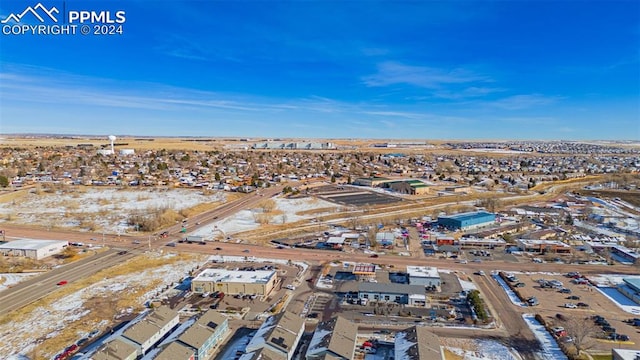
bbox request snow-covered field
[191,196,340,238]
[522,314,568,360]
[445,339,520,360]
[1,253,203,359]
[191,209,261,238]
[0,188,225,233]
[271,197,340,223]
[0,272,38,292]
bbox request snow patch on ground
[522,314,568,360]
[492,274,527,307]
[191,209,260,238]
[191,196,340,238]
[586,275,640,314]
[458,278,478,292]
[1,253,203,359]
[272,197,340,223]
[0,272,38,292]
[0,188,225,233]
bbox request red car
[57,280,68,286]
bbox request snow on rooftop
[306,328,331,355]
[193,269,275,284]
[0,239,68,250]
[406,266,439,278]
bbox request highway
[0,249,136,316]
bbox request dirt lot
[506,272,640,351]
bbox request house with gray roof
[394,326,443,360]
[120,306,179,356]
[91,338,137,360]
[177,310,229,360]
[154,341,195,360]
[306,316,357,360]
[244,311,305,360]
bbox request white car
[285,285,296,290]
[564,303,577,309]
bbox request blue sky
[0,0,638,140]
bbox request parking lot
[312,186,404,207]
[500,272,640,351]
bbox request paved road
[0,249,136,315]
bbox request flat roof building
[120,306,179,356]
[191,269,278,296]
[358,283,427,307]
[306,316,357,360]
[406,266,441,289]
[437,211,496,231]
[612,349,640,360]
[0,239,68,260]
[245,311,305,360]
[516,239,572,254]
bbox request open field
[0,251,205,359]
[0,187,227,234]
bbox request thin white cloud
[490,94,561,110]
[432,86,506,100]
[363,61,490,89]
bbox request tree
[564,213,574,225]
[0,175,8,188]
[563,316,598,356]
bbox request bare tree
[563,316,599,356]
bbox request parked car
[369,254,379,258]
[566,295,580,300]
[514,282,526,288]
[602,325,616,333]
[610,333,629,341]
[564,303,577,309]
[576,302,589,308]
[559,288,572,294]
